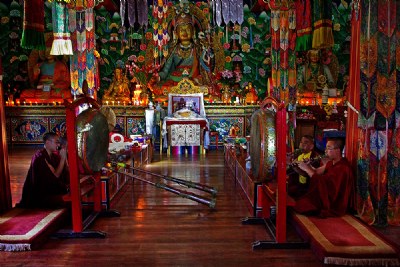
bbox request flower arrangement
[218,69,241,87]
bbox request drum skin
[99,106,116,132]
[250,109,276,182]
[76,108,109,174]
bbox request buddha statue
[297,49,337,92]
[245,82,258,104]
[148,12,212,96]
[103,67,131,102]
[33,52,70,91]
[22,37,71,101]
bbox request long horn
[115,162,218,196]
[106,167,216,209]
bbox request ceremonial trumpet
[104,164,217,209]
[114,162,218,196]
[288,154,327,168]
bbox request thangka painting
[49,118,66,137]
[11,118,47,142]
[126,117,146,136]
[114,117,126,135]
[357,0,400,227]
[208,117,244,140]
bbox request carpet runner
[292,213,400,266]
[0,208,66,251]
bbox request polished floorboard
[2,146,399,266]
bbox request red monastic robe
[294,158,354,217]
[18,149,69,208]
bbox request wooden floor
[2,146,400,266]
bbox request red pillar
[0,56,12,212]
[276,103,287,242]
[345,7,361,167]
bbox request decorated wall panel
[126,117,146,136]
[5,105,257,145]
[10,117,48,143]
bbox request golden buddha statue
[245,82,258,104]
[148,13,209,95]
[222,86,231,104]
[146,1,225,101]
[103,67,131,102]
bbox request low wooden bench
[259,181,296,218]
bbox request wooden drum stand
[55,97,119,238]
[242,97,308,249]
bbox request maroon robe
[18,148,69,208]
[287,149,320,199]
[294,158,354,217]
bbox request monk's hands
[45,159,56,173]
[297,161,315,177]
[59,148,67,160]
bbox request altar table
[163,118,208,155]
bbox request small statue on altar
[222,86,231,104]
[103,67,131,102]
[245,82,258,104]
[177,97,186,111]
[229,124,240,137]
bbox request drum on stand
[250,108,276,182]
[76,108,109,174]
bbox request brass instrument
[105,163,217,209]
[288,154,327,168]
[287,154,327,177]
[115,162,218,196]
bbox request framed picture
[167,93,205,117]
[43,84,51,92]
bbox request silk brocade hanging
[357,0,400,227]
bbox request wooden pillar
[0,56,12,213]
[345,5,361,166]
[275,102,287,242]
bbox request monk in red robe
[17,132,69,209]
[294,137,354,217]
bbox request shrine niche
[102,67,131,103]
[296,49,339,94]
[21,34,72,102]
[145,1,224,100]
[163,92,207,155]
[167,92,206,118]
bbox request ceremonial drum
[99,106,117,132]
[250,109,276,182]
[76,108,109,174]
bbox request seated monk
[287,135,321,199]
[17,132,69,209]
[294,137,354,218]
[103,67,131,102]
